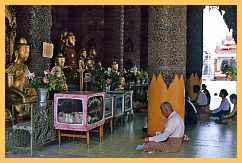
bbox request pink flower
[106,79,112,84]
[44,69,50,75]
[43,77,49,84]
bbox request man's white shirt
[196,90,208,106]
[149,111,185,142]
[212,97,230,114]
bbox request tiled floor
[6,113,237,158]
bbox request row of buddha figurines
[5,37,125,121]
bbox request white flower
[28,71,35,80]
[107,67,111,75]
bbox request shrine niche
[5,6,17,65]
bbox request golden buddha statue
[118,77,126,90]
[51,53,68,91]
[85,58,95,72]
[79,48,87,70]
[111,61,119,74]
[80,48,87,59]
[89,46,97,59]
[96,60,104,70]
[60,28,68,51]
[6,37,37,119]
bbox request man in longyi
[143,102,185,153]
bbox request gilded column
[16,6,52,74]
[104,6,124,71]
[148,6,186,133]
[186,6,203,101]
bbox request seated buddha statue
[5,37,37,120]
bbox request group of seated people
[140,86,237,154]
[185,84,237,125]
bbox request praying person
[143,102,185,153]
[221,94,237,124]
[211,89,231,119]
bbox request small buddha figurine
[85,57,95,73]
[118,77,126,90]
[89,46,97,59]
[78,48,87,70]
[83,58,97,91]
[51,53,68,91]
[87,46,97,67]
[111,61,119,74]
[80,48,87,59]
[6,37,37,118]
[96,60,104,71]
[109,61,120,90]
[59,28,68,52]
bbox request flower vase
[38,88,48,107]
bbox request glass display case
[107,90,133,113]
[112,94,124,118]
[54,91,105,131]
[105,94,114,120]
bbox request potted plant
[222,65,237,81]
[29,69,65,102]
[93,68,120,91]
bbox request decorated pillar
[104,6,124,71]
[148,6,186,133]
[186,6,203,101]
[140,6,148,70]
[16,6,52,74]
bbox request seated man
[185,92,198,125]
[193,85,208,112]
[202,84,211,106]
[143,102,185,153]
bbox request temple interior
[5,5,237,158]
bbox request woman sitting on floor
[221,94,237,124]
[211,89,231,119]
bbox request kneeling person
[143,102,185,153]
